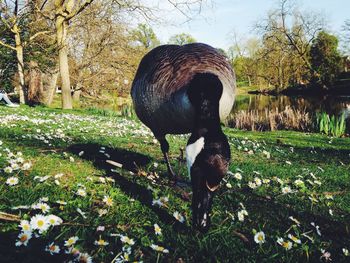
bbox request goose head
[190,153,226,232]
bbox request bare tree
[0,0,49,103]
[37,0,94,109]
[256,0,325,84]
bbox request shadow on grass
[0,232,68,263]
[68,143,189,231]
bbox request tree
[228,32,261,87]
[168,33,196,45]
[310,31,342,87]
[0,0,51,104]
[38,0,95,109]
[132,23,160,50]
[67,2,145,100]
[255,0,326,87]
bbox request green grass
[0,105,349,262]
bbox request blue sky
[152,0,350,49]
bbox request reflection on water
[233,95,350,119]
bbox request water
[233,94,350,120]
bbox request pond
[233,94,350,120]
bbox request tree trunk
[73,82,82,102]
[14,28,26,104]
[28,61,44,105]
[56,17,73,109]
[43,70,59,106]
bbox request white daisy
[30,214,50,233]
[254,231,265,244]
[64,236,79,247]
[120,235,135,246]
[154,223,162,235]
[76,188,87,197]
[277,237,292,250]
[103,195,113,206]
[94,238,109,246]
[6,176,19,186]
[282,186,292,194]
[288,234,301,244]
[173,211,185,223]
[150,244,169,253]
[47,214,63,226]
[19,220,31,232]
[15,231,32,246]
[33,202,50,214]
[45,242,60,255]
[234,172,242,180]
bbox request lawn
[0,106,349,262]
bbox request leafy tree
[168,33,196,45]
[132,23,160,49]
[310,31,342,87]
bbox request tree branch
[66,0,94,21]
[29,30,51,42]
[0,40,16,50]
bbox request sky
[152,0,350,50]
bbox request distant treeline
[1,0,349,109]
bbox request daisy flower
[22,162,32,170]
[248,181,257,189]
[94,238,109,246]
[254,231,266,244]
[343,248,349,256]
[64,236,79,247]
[19,220,31,232]
[76,188,87,197]
[288,234,301,244]
[254,177,262,186]
[120,235,135,246]
[277,237,292,250]
[237,209,248,222]
[173,211,185,223]
[234,172,242,180]
[45,242,60,255]
[30,214,50,233]
[4,166,13,173]
[154,224,162,235]
[47,214,63,226]
[6,177,19,186]
[282,186,292,194]
[103,195,113,207]
[150,244,169,253]
[33,202,50,214]
[15,231,32,246]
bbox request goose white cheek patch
[186,137,205,178]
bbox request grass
[0,105,349,262]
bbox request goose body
[131,43,236,137]
[131,43,235,231]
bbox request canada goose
[131,43,236,230]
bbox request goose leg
[157,136,176,181]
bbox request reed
[316,112,346,137]
[227,106,314,132]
